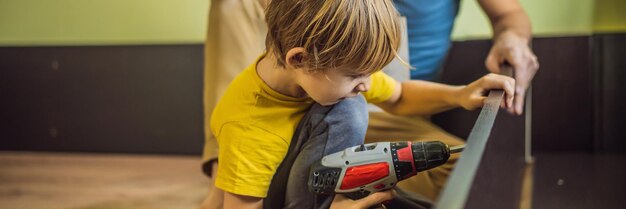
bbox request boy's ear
[285,47,307,69]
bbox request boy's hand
[456,73,515,111]
[330,190,396,209]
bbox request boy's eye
[348,74,366,79]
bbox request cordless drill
[308,141,463,199]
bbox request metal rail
[434,67,513,209]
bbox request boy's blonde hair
[265,0,402,74]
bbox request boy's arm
[376,74,515,116]
[376,81,462,116]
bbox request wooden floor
[0,151,544,209]
[0,151,209,209]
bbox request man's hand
[456,73,516,111]
[478,0,538,115]
[331,190,396,209]
[485,29,539,115]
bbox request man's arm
[479,0,531,41]
[479,0,539,115]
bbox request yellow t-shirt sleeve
[362,71,398,104]
[214,122,289,198]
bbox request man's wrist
[496,30,530,46]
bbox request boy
[208,0,515,208]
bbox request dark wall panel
[433,40,492,139]
[0,46,204,155]
[532,37,594,153]
[594,34,626,153]
[1,34,622,155]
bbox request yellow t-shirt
[212,56,397,198]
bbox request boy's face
[296,68,371,106]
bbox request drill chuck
[394,141,451,180]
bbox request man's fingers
[529,53,540,70]
[510,51,538,115]
[504,48,538,115]
[512,60,533,85]
[513,87,527,115]
[485,52,501,73]
[503,46,524,68]
[506,79,515,108]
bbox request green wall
[453,0,596,40]
[0,0,624,46]
[0,0,208,46]
[593,0,626,32]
